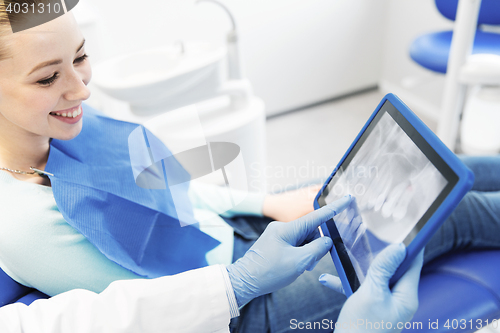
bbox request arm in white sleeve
[188,182,266,218]
[0,265,239,333]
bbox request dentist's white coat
[0,265,231,333]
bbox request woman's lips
[49,105,83,124]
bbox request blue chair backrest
[435,0,500,25]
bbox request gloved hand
[319,244,424,332]
[227,195,351,307]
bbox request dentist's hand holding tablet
[320,245,424,333]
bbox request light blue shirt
[0,171,265,296]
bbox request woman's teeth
[50,107,82,118]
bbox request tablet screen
[318,100,458,291]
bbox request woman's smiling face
[0,12,91,141]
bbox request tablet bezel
[314,93,474,297]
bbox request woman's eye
[74,53,89,64]
[36,54,88,87]
[37,72,59,86]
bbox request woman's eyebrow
[28,39,86,76]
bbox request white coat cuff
[220,265,240,318]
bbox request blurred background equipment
[89,0,267,192]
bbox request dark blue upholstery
[16,290,50,306]
[405,250,500,333]
[0,266,48,307]
[410,0,500,74]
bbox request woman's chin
[51,121,83,141]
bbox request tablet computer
[314,93,474,297]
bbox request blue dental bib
[45,104,220,278]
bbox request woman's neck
[0,123,51,185]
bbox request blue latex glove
[227,195,351,307]
[319,243,424,332]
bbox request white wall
[379,0,454,122]
[75,0,388,115]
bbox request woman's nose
[64,70,91,102]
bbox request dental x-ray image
[325,111,448,283]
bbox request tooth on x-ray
[393,185,415,221]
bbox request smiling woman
[0,0,90,185]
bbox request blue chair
[410,0,500,74]
[409,0,500,151]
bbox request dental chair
[1,250,500,333]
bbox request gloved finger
[284,195,351,245]
[301,227,321,246]
[366,243,406,290]
[296,236,333,272]
[392,249,424,302]
[319,273,345,295]
[306,259,320,272]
